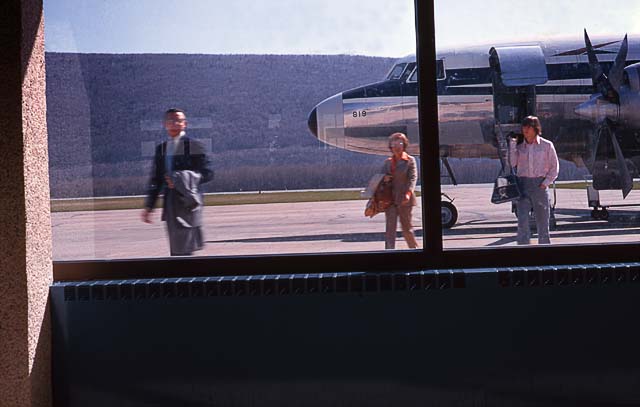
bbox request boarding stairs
[494,123,520,174]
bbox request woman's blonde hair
[388,132,409,151]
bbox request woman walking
[381,132,419,250]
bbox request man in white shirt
[509,115,559,245]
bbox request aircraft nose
[307,107,318,138]
[307,93,344,145]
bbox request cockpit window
[386,63,407,80]
[406,60,445,82]
[403,63,416,80]
[408,68,418,82]
[436,59,445,80]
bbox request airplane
[307,31,640,227]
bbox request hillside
[45,53,585,198]
[46,53,398,197]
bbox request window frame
[386,63,408,80]
[52,0,640,282]
[436,59,445,80]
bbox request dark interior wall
[52,268,640,407]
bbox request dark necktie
[165,140,175,177]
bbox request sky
[44,0,640,57]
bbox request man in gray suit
[141,108,213,256]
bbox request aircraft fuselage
[307,36,640,178]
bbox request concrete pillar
[0,0,53,406]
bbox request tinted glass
[434,0,640,249]
[45,0,423,260]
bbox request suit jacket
[144,135,213,218]
[380,153,417,206]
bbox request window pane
[434,0,640,249]
[387,63,408,80]
[45,0,423,260]
[436,60,445,80]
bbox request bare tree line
[45,53,592,198]
[50,153,588,198]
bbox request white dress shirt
[165,131,185,176]
[509,135,559,187]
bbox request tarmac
[52,184,640,261]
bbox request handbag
[374,180,393,210]
[491,128,521,204]
[364,159,396,217]
[364,180,393,217]
[491,173,521,204]
[364,197,378,217]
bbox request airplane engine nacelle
[623,63,640,92]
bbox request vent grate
[54,263,640,301]
[54,270,465,301]
[496,263,640,288]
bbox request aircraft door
[489,46,548,124]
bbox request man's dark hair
[164,108,186,119]
[522,115,542,135]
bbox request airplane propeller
[578,29,633,198]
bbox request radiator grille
[57,263,640,301]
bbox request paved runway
[52,184,640,260]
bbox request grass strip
[51,182,640,212]
[51,190,415,212]
[553,181,640,190]
[52,190,425,212]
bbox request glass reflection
[45,0,421,260]
[434,0,640,248]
